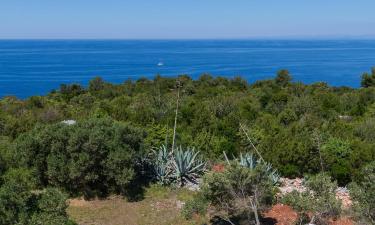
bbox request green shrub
[14,118,145,197]
[201,163,275,225]
[0,169,75,225]
[29,188,77,225]
[182,195,208,220]
[349,162,375,224]
[281,173,342,225]
[0,168,36,225]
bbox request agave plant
[224,152,259,169]
[239,152,259,169]
[224,151,280,185]
[152,145,172,185]
[264,162,281,185]
[171,146,206,187]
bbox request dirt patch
[68,198,91,207]
[67,192,207,225]
[263,204,298,225]
[264,204,355,225]
[329,217,355,225]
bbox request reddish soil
[263,204,355,225]
[263,204,298,225]
[212,163,225,173]
[329,218,355,225]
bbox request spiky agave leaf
[171,146,206,187]
[224,151,280,185]
[239,152,258,169]
[152,145,172,185]
[264,162,280,185]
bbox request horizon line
[1,38,375,41]
[1,34,375,41]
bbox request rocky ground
[279,178,352,208]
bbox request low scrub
[281,173,342,225]
[198,163,276,225]
[349,162,375,224]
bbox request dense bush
[0,169,75,225]
[14,118,145,197]
[349,162,375,224]
[181,193,209,220]
[201,163,275,225]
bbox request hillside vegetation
[0,69,375,224]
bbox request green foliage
[281,173,342,225]
[349,162,375,224]
[321,137,352,184]
[15,118,145,197]
[275,69,292,87]
[201,163,275,225]
[88,77,105,93]
[181,194,209,220]
[29,188,77,225]
[0,169,74,225]
[361,67,375,88]
[1,70,375,189]
[226,152,280,185]
[0,168,36,225]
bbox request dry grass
[67,185,208,225]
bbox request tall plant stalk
[171,80,180,153]
[313,129,325,172]
[239,123,265,163]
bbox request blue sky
[1,0,375,39]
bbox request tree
[59,83,85,101]
[360,67,375,88]
[88,76,105,93]
[275,69,292,86]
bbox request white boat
[157,62,164,66]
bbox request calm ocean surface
[1,40,375,99]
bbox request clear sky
[1,0,375,39]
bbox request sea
[1,39,375,99]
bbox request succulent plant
[264,162,281,185]
[239,152,258,169]
[224,151,280,185]
[152,145,172,185]
[171,146,206,186]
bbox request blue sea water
[0,40,375,99]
